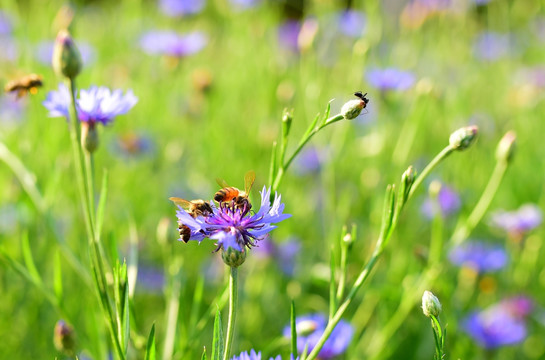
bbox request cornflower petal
[43,83,71,118]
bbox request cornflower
[175,186,290,252]
[448,241,508,273]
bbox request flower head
[159,0,205,16]
[490,203,543,235]
[283,314,353,359]
[43,83,138,126]
[366,68,415,91]
[462,298,532,349]
[176,186,290,252]
[421,183,461,219]
[140,30,207,58]
[422,290,442,318]
[448,241,508,273]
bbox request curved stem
[451,160,508,245]
[408,145,454,200]
[223,267,238,360]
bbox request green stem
[223,267,238,360]
[335,242,348,303]
[451,160,508,245]
[272,114,344,193]
[408,145,454,200]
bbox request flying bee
[354,91,370,109]
[4,74,43,98]
[169,198,213,243]
[214,170,256,209]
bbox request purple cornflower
[490,203,543,235]
[283,314,353,359]
[462,298,531,349]
[43,83,138,126]
[277,20,302,52]
[0,10,13,35]
[136,266,165,292]
[175,186,290,251]
[336,10,366,38]
[448,241,508,273]
[473,31,511,61]
[35,40,95,66]
[366,68,415,91]
[421,183,461,219]
[231,350,296,360]
[159,0,205,16]
[140,31,207,58]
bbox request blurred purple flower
[159,0,205,16]
[253,236,301,275]
[43,84,138,126]
[137,266,165,292]
[111,132,154,158]
[421,183,461,219]
[0,37,17,62]
[473,32,510,61]
[366,68,415,91]
[231,350,296,360]
[277,20,301,52]
[293,146,327,175]
[500,296,534,319]
[140,31,207,57]
[0,10,13,35]
[283,314,353,359]
[448,241,508,273]
[490,203,543,234]
[0,95,25,126]
[462,298,532,349]
[336,10,366,38]
[35,40,95,66]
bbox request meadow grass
[0,0,544,359]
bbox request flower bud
[296,319,319,336]
[401,166,417,201]
[343,233,352,245]
[81,122,99,153]
[53,29,82,79]
[54,320,76,356]
[221,246,247,268]
[341,99,365,120]
[422,290,442,318]
[495,131,516,163]
[282,108,293,139]
[449,125,478,151]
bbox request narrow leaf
[290,300,297,359]
[201,347,207,360]
[96,169,109,236]
[21,231,41,284]
[127,219,139,299]
[268,141,277,188]
[328,250,336,319]
[145,323,156,360]
[211,308,224,360]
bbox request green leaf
[53,250,63,303]
[329,250,337,319]
[201,347,207,360]
[144,323,156,360]
[127,219,139,300]
[290,300,297,359]
[211,308,224,360]
[21,231,41,285]
[268,141,277,187]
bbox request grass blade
[145,323,156,360]
[53,250,63,304]
[211,308,224,360]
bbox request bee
[354,91,370,108]
[4,74,43,98]
[214,170,256,209]
[169,198,213,243]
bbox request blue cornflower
[159,0,205,16]
[231,350,297,360]
[176,186,290,251]
[448,241,508,273]
[336,10,366,38]
[366,68,415,91]
[0,10,13,35]
[490,203,543,235]
[140,30,207,58]
[43,84,138,126]
[421,183,461,219]
[283,314,353,359]
[277,20,302,52]
[136,265,165,293]
[462,299,531,349]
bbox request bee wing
[216,178,230,188]
[244,170,256,194]
[169,197,192,209]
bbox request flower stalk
[222,266,238,360]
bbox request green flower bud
[495,131,516,163]
[53,29,82,79]
[282,108,293,139]
[449,125,478,151]
[81,122,99,153]
[401,165,417,202]
[422,290,442,318]
[221,246,247,268]
[341,99,365,120]
[54,320,76,356]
